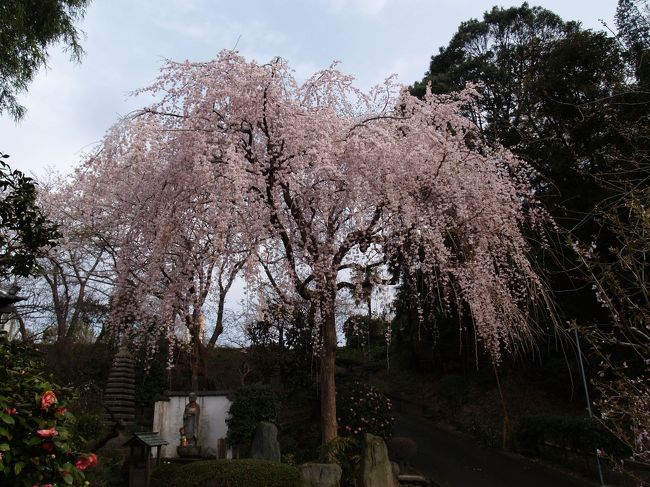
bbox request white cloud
[323,0,389,16]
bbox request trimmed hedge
[150,459,301,487]
[226,384,279,453]
[514,415,631,459]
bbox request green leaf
[63,471,73,484]
[0,443,9,451]
[14,462,24,475]
[0,414,14,425]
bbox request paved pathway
[394,412,604,487]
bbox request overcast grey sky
[1,0,617,177]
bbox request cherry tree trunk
[189,327,204,391]
[320,296,338,455]
[207,293,226,348]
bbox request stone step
[398,474,429,485]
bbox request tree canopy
[77,51,555,447]
[0,0,90,121]
[411,3,625,225]
[0,154,59,280]
[408,0,650,463]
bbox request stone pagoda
[103,346,136,426]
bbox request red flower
[36,427,59,439]
[42,442,55,453]
[55,407,67,416]
[4,407,16,415]
[75,453,98,471]
[40,391,57,411]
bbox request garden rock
[387,436,417,470]
[250,421,281,463]
[360,433,398,487]
[300,463,342,487]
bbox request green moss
[150,459,301,487]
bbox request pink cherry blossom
[76,51,554,447]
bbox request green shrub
[437,374,470,409]
[343,315,388,349]
[81,453,128,487]
[74,413,107,444]
[319,435,360,486]
[337,381,394,439]
[0,335,95,486]
[514,415,632,459]
[226,384,279,453]
[150,459,301,487]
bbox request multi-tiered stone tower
[103,346,136,426]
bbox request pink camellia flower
[40,391,57,411]
[75,453,98,471]
[36,427,59,439]
[42,442,55,453]
[4,407,16,415]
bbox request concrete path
[394,413,604,487]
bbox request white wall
[153,393,231,458]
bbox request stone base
[300,463,342,487]
[96,430,131,457]
[177,445,202,458]
[397,474,429,485]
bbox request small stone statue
[182,392,201,446]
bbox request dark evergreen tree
[615,0,650,82]
[0,0,90,120]
[407,3,638,331]
[0,154,59,280]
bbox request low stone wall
[153,391,231,458]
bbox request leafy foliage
[0,0,90,120]
[514,415,631,459]
[574,183,650,462]
[150,459,301,487]
[226,383,279,451]
[336,382,393,439]
[0,334,94,486]
[318,435,360,486]
[73,413,106,445]
[616,0,650,81]
[343,315,388,349]
[0,155,59,279]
